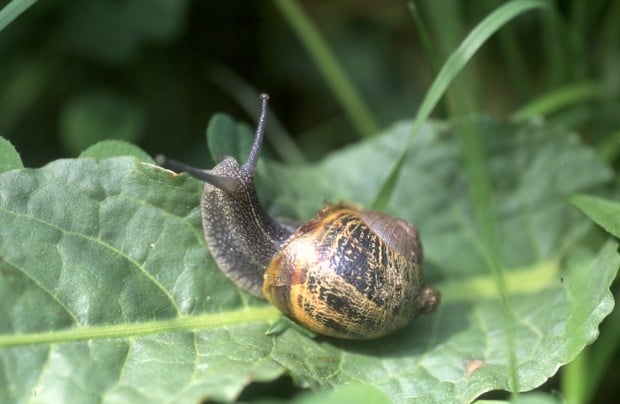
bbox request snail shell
[264,203,438,339]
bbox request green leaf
[0,137,23,172]
[206,113,254,162]
[571,194,620,238]
[478,392,562,404]
[79,139,154,163]
[294,383,390,404]
[59,90,146,155]
[0,116,618,402]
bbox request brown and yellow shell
[263,203,438,339]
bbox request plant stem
[562,349,588,404]
[272,0,379,138]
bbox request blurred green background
[4,0,617,170]
[1,0,619,402]
[1,0,427,166]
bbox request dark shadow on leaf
[234,374,299,403]
[325,301,471,358]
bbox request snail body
[157,94,439,339]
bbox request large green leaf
[0,116,618,403]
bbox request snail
[157,94,439,339]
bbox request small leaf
[206,113,254,162]
[571,194,620,238]
[79,139,154,163]
[0,137,23,172]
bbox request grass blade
[272,0,379,138]
[0,0,37,32]
[373,0,550,210]
[511,81,602,122]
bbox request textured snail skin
[200,157,292,297]
[263,203,438,339]
[158,94,440,339]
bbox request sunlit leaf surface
[0,116,617,403]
